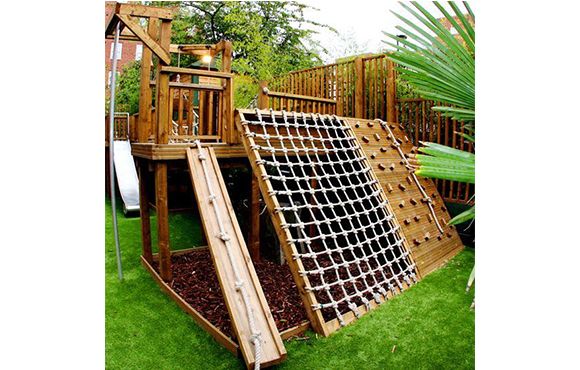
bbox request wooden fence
[267,54,474,204]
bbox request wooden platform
[132,142,247,160]
[348,118,464,276]
[186,146,286,368]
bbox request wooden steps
[186,147,286,368]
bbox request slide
[113,140,140,215]
[186,147,286,369]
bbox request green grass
[106,198,475,369]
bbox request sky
[301,0,460,63]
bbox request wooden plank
[117,14,171,65]
[186,148,287,368]
[279,321,310,340]
[137,18,156,143]
[354,57,364,118]
[161,66,233,79]
[116,3,174,20]
[235,111,329,337]
[150,80,224,92]
[266,91,336,104]
[248,173,261,261]
[140,256,239,355]
[386,59,396,122]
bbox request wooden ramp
[186,147,286,369]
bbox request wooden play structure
[105,3,464,369]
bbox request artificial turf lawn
[105,198,475,369]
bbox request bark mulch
[153,248,308,341]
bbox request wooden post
[248,173,261,261]
[139,160,153,263]
[155,161,171,281]
[155,19,172,144]
[153,18,172,282]
[258,81,269,109]
[386,59,396,123]
[137,17,159,143]
[354,57,364,119]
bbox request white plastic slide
[113,140,140,215]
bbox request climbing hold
[441,206,447,212]
[380,146,388,152]
[374,133,381,141]
[404,218,411,225]
[386,183,393,192]
[362,136,370,143]
[427,214,433,223]
[378,163,386,171]
[409,198,417,205]
[404,135,410,142]
[399,200,405,208]
[424,232,431,241]
[398,183,406,191]
[355,122,360,128]
[411,146,418,154]
[413,238,421,246]
[406,176,413,184]
[414,215,421,222]
[371,152,377,159]
[389,163,395,171]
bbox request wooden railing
[258,84,336,114]
[396,99,474,204]
[146,66,235,144]
[268,55,474,204]
[105,113,137,143]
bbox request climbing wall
[236,109,419,336]
[348,118,464,276]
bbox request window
[135,44,143,61]
[109,42,123,60]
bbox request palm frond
[384,1,475,123]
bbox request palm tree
[383,1,475,293]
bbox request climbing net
[241,110,418,326]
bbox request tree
[114,2,334,109]
[114,61,141,114]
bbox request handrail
[263,88,336,104]
[160,66,233,79]
[150,80,224,91]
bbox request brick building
[105,1,143,88]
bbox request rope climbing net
[241,109,418,326]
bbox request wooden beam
[116,3,174,20]
[160,66,233,79]
[220,41,233,73]
[354,57,364,118]
[258,81,269,109]
[117,14,171,65]
[265,91,336,104]
[150,80,224,92]
[137,17,158,143]
[248,173,261,262]
[386,59,396,122]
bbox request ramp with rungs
[113,140,140,214]
[186,146,286,369]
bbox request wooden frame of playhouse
[106,3,465,368]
